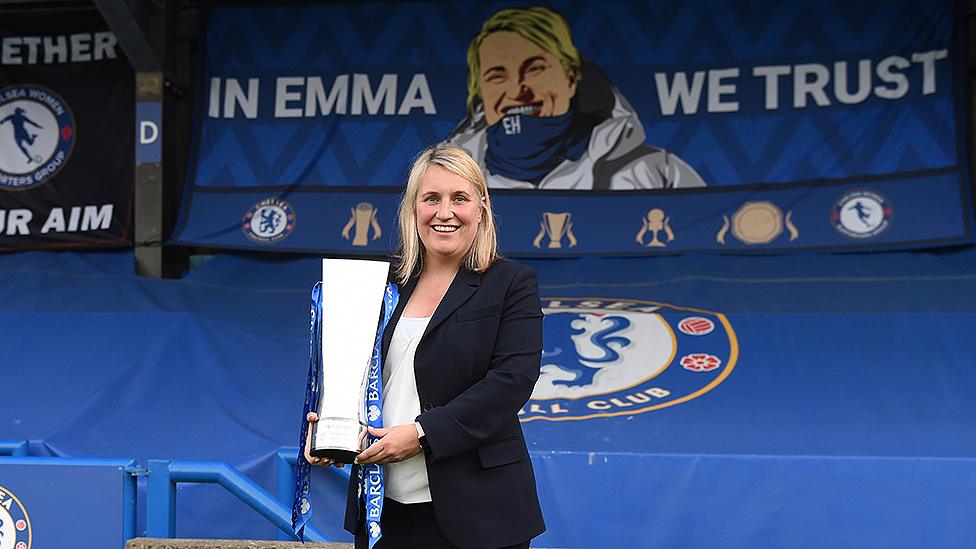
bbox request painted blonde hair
[394,146,500,284]
[465,7,582,117]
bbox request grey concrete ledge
[125,537,559,549]
[125,539,353,549]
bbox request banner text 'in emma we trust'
[204,50,947,120]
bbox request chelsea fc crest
[242,197,296,244]
[0,484,32,549]
[0,84,76,191]
[521,298,737,422]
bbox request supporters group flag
[172,0,971,255]
[0,12,133,250]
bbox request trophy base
[310,447,359,463]
[311,417,364,463]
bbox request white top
[381,315,432,503]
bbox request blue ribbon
[292,282,323,540]
[360,282,398,548]
[292,281,399,545]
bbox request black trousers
[355,498,531,549]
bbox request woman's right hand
[304,412,345,468]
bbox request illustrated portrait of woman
[445,6,706,190]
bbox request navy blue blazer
[344,259,546,548]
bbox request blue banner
[171,0,971,254]
[0,13,134,251]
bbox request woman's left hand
[355,424,422,464]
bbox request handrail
[146,459,329,542]
[275,447,352,501]
[275,447,351,541]
[0,440,29,456]
[0,443,340,542]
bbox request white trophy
[310,258,391,463]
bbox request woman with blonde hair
[307,145,546,548]
[447,6,705,190]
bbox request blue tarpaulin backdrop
[2,248,976,547]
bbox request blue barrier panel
[146,459,330,542]
[0,457,136,549]
[0,441,28,457]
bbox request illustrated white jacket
[446,85,706,190]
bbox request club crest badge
[0,484,32,549]
[832,190,892,239]
[242,197,296,244]
[521,298,737,422]
[0,85,76,191]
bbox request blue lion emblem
[542,312,632,387]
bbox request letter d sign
[140,121,159,144]
[136,101,162,164]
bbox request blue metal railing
[274,447,351,540]
[146,458,330,542]
[275,447,351,502]
[1,441,343,542]
[0,440,29,456]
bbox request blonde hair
[395,146,500,284]
[465,7,581,117]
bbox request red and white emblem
[678,316,715,335]
[681,353,722,372]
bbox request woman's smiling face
[416,164,483,264]
[478,31,577,126]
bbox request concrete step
[125,539,353,549]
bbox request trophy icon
[341,202,382,247]
[635,208,674,247]
[716,201,798,245]
[533,212,578,249]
